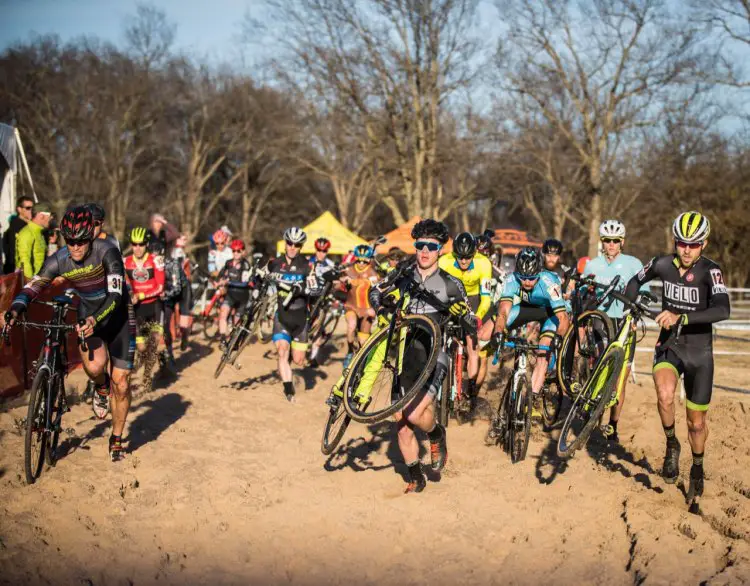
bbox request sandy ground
[1,326,750,585]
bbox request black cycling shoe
[283,383,296,403]
[405,463,426,494]
[687,464,704,501]
[429,424,448,471]
[109,435,125,462]
[662,440,681,484]
[601,424,619,444]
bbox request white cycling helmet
[283,226,307,245]
[672,211,710,243]
[599,219,626,239]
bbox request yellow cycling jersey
[438,252,493,319]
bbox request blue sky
[0,0,261,61]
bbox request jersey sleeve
[92,247,126,329]
[500,274,519,302]
[476,258,493,319]
[624,256,661,300]
[11,254,61,311]
[685,265,731,325]
[541,275,566,313]
[207,250,217,273]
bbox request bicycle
[339,262,476,424]
[2,295,86,485]
[486,337,552,463]
[307,265,347,360]
[437,319,470,427]
[556,290,658,459]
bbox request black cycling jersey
[219,258,253,289]
[12,238,127,330]
[624,254,731,344]
[267,255,310,312]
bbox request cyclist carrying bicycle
[438,232,493,415]
[268,227,316,402]
[484,247,570,410]
[217,239,253,348]
[6,206,135,461]
[340,244,380,369]
[308,237,336,367]
[125,227,167,386]
[624,211,730,500]
[208,229,233,278]
[582,220,649,443]
[370,219,474,493]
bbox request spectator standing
[16,202,53,279]
[2,195,34,274]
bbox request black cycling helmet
[476,232,493,256]
[515,247,543,278]
[86,202,106,222]
[542,238,563,255]
[453,232,476,259]
[411,219,450,244]
[60,206,95,242]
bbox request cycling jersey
[219,258,253,289]
[208,247,233,274]
[625,254,731,411]
[309,256,335,280]
[342,263,379,317]
[500,270,567,336]
[125,253,165,304]
[12,238,127,328]
[267,255,310,312]
[625,255,730,344]
[438,253,493,319]
[584,253,648,319]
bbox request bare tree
[256,0,483,225]
[496,0,712,256]
[124,2,176,71]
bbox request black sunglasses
[285,240,301,248]
[601,238,622,244]
[67,239,89,247]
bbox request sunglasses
[21,206,33,211]
[355,258,370,263]
[132,242,146,247]
[456,254,474,261]
[516,273,540,282]
[285,241,300,248]
[233,250,243,253]
[601,238,622,244]
[676,240,703,250]
[67,239,89,247]
[414,241,441,252]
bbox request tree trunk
[587,188,602,258]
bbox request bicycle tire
[541,379,563,431]
[557,347,625,459]
[46,372,65,466]
[257,297,275,344]
[25,367,50,485]
[438,373,450,427]
[557,310,614,397]
[510,374,532,463]
[322,311,340,339]
[342,314,440,424]
[320,401,352,455]
[202,312,219,341]
[214,322,244,378]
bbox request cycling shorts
[86,305,136,371]
[178,286,192,315]
[653,339,714,411]
[507,303,561,337]
[134,300,164,335]
[272,308,309,350]
[222,289,250,310]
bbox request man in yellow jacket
[16,202,53,279]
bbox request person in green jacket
[16,202,54,279]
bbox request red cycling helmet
[315,237,331,252]
[230,239,245,252]
[60,206,95,242]
[577,256,591,274]
[213,229,229,245]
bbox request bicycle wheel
[557,347,625,459]
[258,297,275,344]
[438,374,450,427]
[202,312,219,341]
[557,310,613,397]
[541,379,563,431]
[214,323,244,378]
[322,310,341,339]
[342,314,440,424]
[320,399,352,455]
[509,374,532,463]
[25,367,50,484]
[46,372,65,466]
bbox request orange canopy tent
[490,229,543,255]
[375,216,453,255]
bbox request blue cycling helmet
[353,244,374,260]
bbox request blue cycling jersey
[583,253,649,319]
[501,270,567,313]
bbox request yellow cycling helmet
[129,226,149,245]
[672,211,710,243]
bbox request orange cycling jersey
[341,263,379,316]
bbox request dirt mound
[1,332,750,585]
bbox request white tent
[0,124,37,235]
